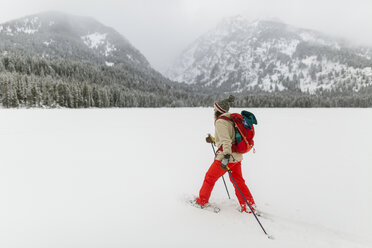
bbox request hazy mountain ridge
[0,12,371,108]
[0,11,149,68]
[0,12,213,108]
[167,16,372,94]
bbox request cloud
[0,0,371,72]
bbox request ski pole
[227,167,274,240]
[210,143,231,199]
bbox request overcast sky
[1,0,371,72]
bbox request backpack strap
[234,119,250,145]
[215,115,231,123]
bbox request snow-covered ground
[0,108,371,248]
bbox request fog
[1,0,371,72]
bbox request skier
[195,95,257,213]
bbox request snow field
[0,108,371,248]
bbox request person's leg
[197,160,227,206]
[228,162,256,208]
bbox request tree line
[0,54,371,108]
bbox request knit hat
[214,95,235,113]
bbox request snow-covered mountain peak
[0,11,150,68]
[167,16,372,94]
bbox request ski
[188,199,220,213]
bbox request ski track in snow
[0,108,371,248]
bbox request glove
[220,154,230,170]
[205,134,215,144]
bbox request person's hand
[220,154,230,170]
[205,134,215,144]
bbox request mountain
[0,11,149,68]
[1,12,371,108]
[0,12,211,108]
[167,16,372,94]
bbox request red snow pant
[197,160,255,206]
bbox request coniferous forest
[0,54,215,108]
[1,54,372,108]
[1,11,372,108]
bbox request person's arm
[215,119,232,156]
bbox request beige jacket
[214,113,243,163]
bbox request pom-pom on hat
[214,95,235,113]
